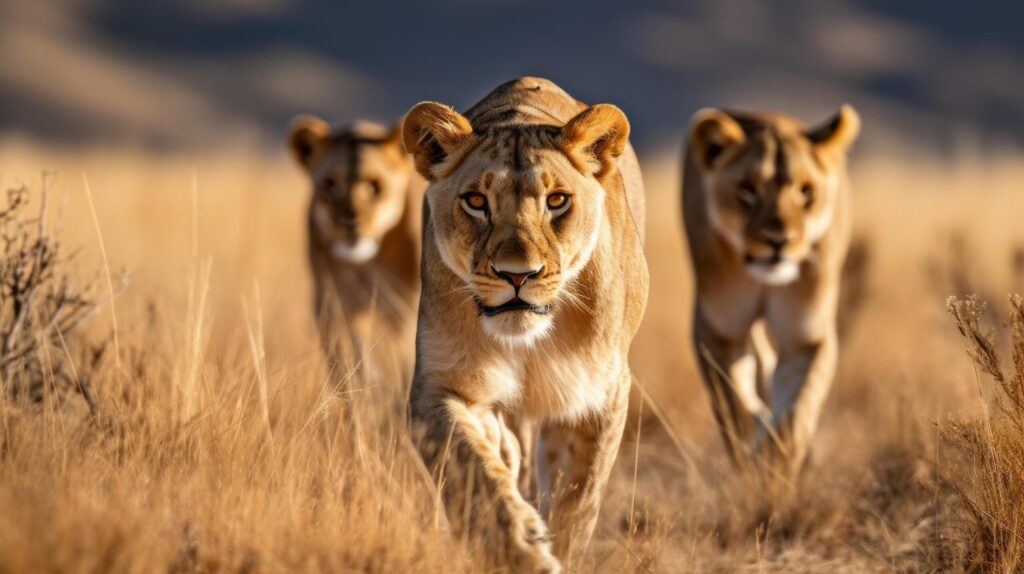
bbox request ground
[0,139,1021,572]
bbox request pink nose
[494,267,543,289]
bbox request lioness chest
[484,339,624,422]
[698,252,839,346]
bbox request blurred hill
[1,0,1022,153]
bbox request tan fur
[404,77,649,572]
[287,115,426,370]
[683,105,859,476]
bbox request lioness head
[402,102,629,346]
[289,116,412,264]
[689,106,860,285]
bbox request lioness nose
[494,266,543,289]
[759,230,790,251]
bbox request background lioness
[683,106,860,475]
[403,77,648,572]
[288,116,425,370]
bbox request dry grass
[944,295,1024,572]
[1,137,1023,572]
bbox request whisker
[559,284,594,315]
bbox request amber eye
[546,192,571,213]
[800,183,814,208]
[370,180,383,197]
[323,177,342,198]
[462,192,488,212]
[737,181,757,207]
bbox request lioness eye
[546,193,571,213]
[323,177,341,198]
[737,181,757,206]
[370,180,383,197]
[801,183,814,208]
[462,192,488,212]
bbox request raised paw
[507,499,561,573]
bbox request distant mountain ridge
[1,0,1021,152]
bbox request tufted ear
[402,102,474,181]
[560,104,630,178]
[689,108,746,171]
[807,104,860,156]
[288,115,331,169]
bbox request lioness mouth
[745,253,783,265]
[476,297,551,317]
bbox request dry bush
[0,181,114,416]
[944,295,1024,572]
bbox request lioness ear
[689,109,746,170]
[385,122,404,147]
[560,104,630,178]
[288,115,331,169]
[807,104,860,155]
[402,102,474,181]
[380,122,408,161]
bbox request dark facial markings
[736,128,819,214]
[731,131,818,253]
[317,141,373,201]
[459,126,582,290]
[773,135,794,188]
[511,130,524,171]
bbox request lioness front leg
[537,375,630,568]
[693,309,772,465]
[764,329,838,474]
[508,413,538,502]
[411,390,560,573]
[313,287,356,376]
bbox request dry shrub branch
[0,182,118,415]
[945,295,1024,571]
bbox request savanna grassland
[1,137,1023,573]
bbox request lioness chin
[404,77,648,572]
[683,105,860,476]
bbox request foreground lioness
[404,77,648,571]
[683,106,860,475]
[288,116,425,368]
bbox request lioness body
[288,118,426,368]
[684,107,859,474]
[405,77,648,571]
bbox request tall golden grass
[1,137,1023,571]
[945,295,1024,572]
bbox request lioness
[403,77,648,571]
[288,116,425,368]
[683,106,860,475]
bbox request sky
[2,0,1022,153]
